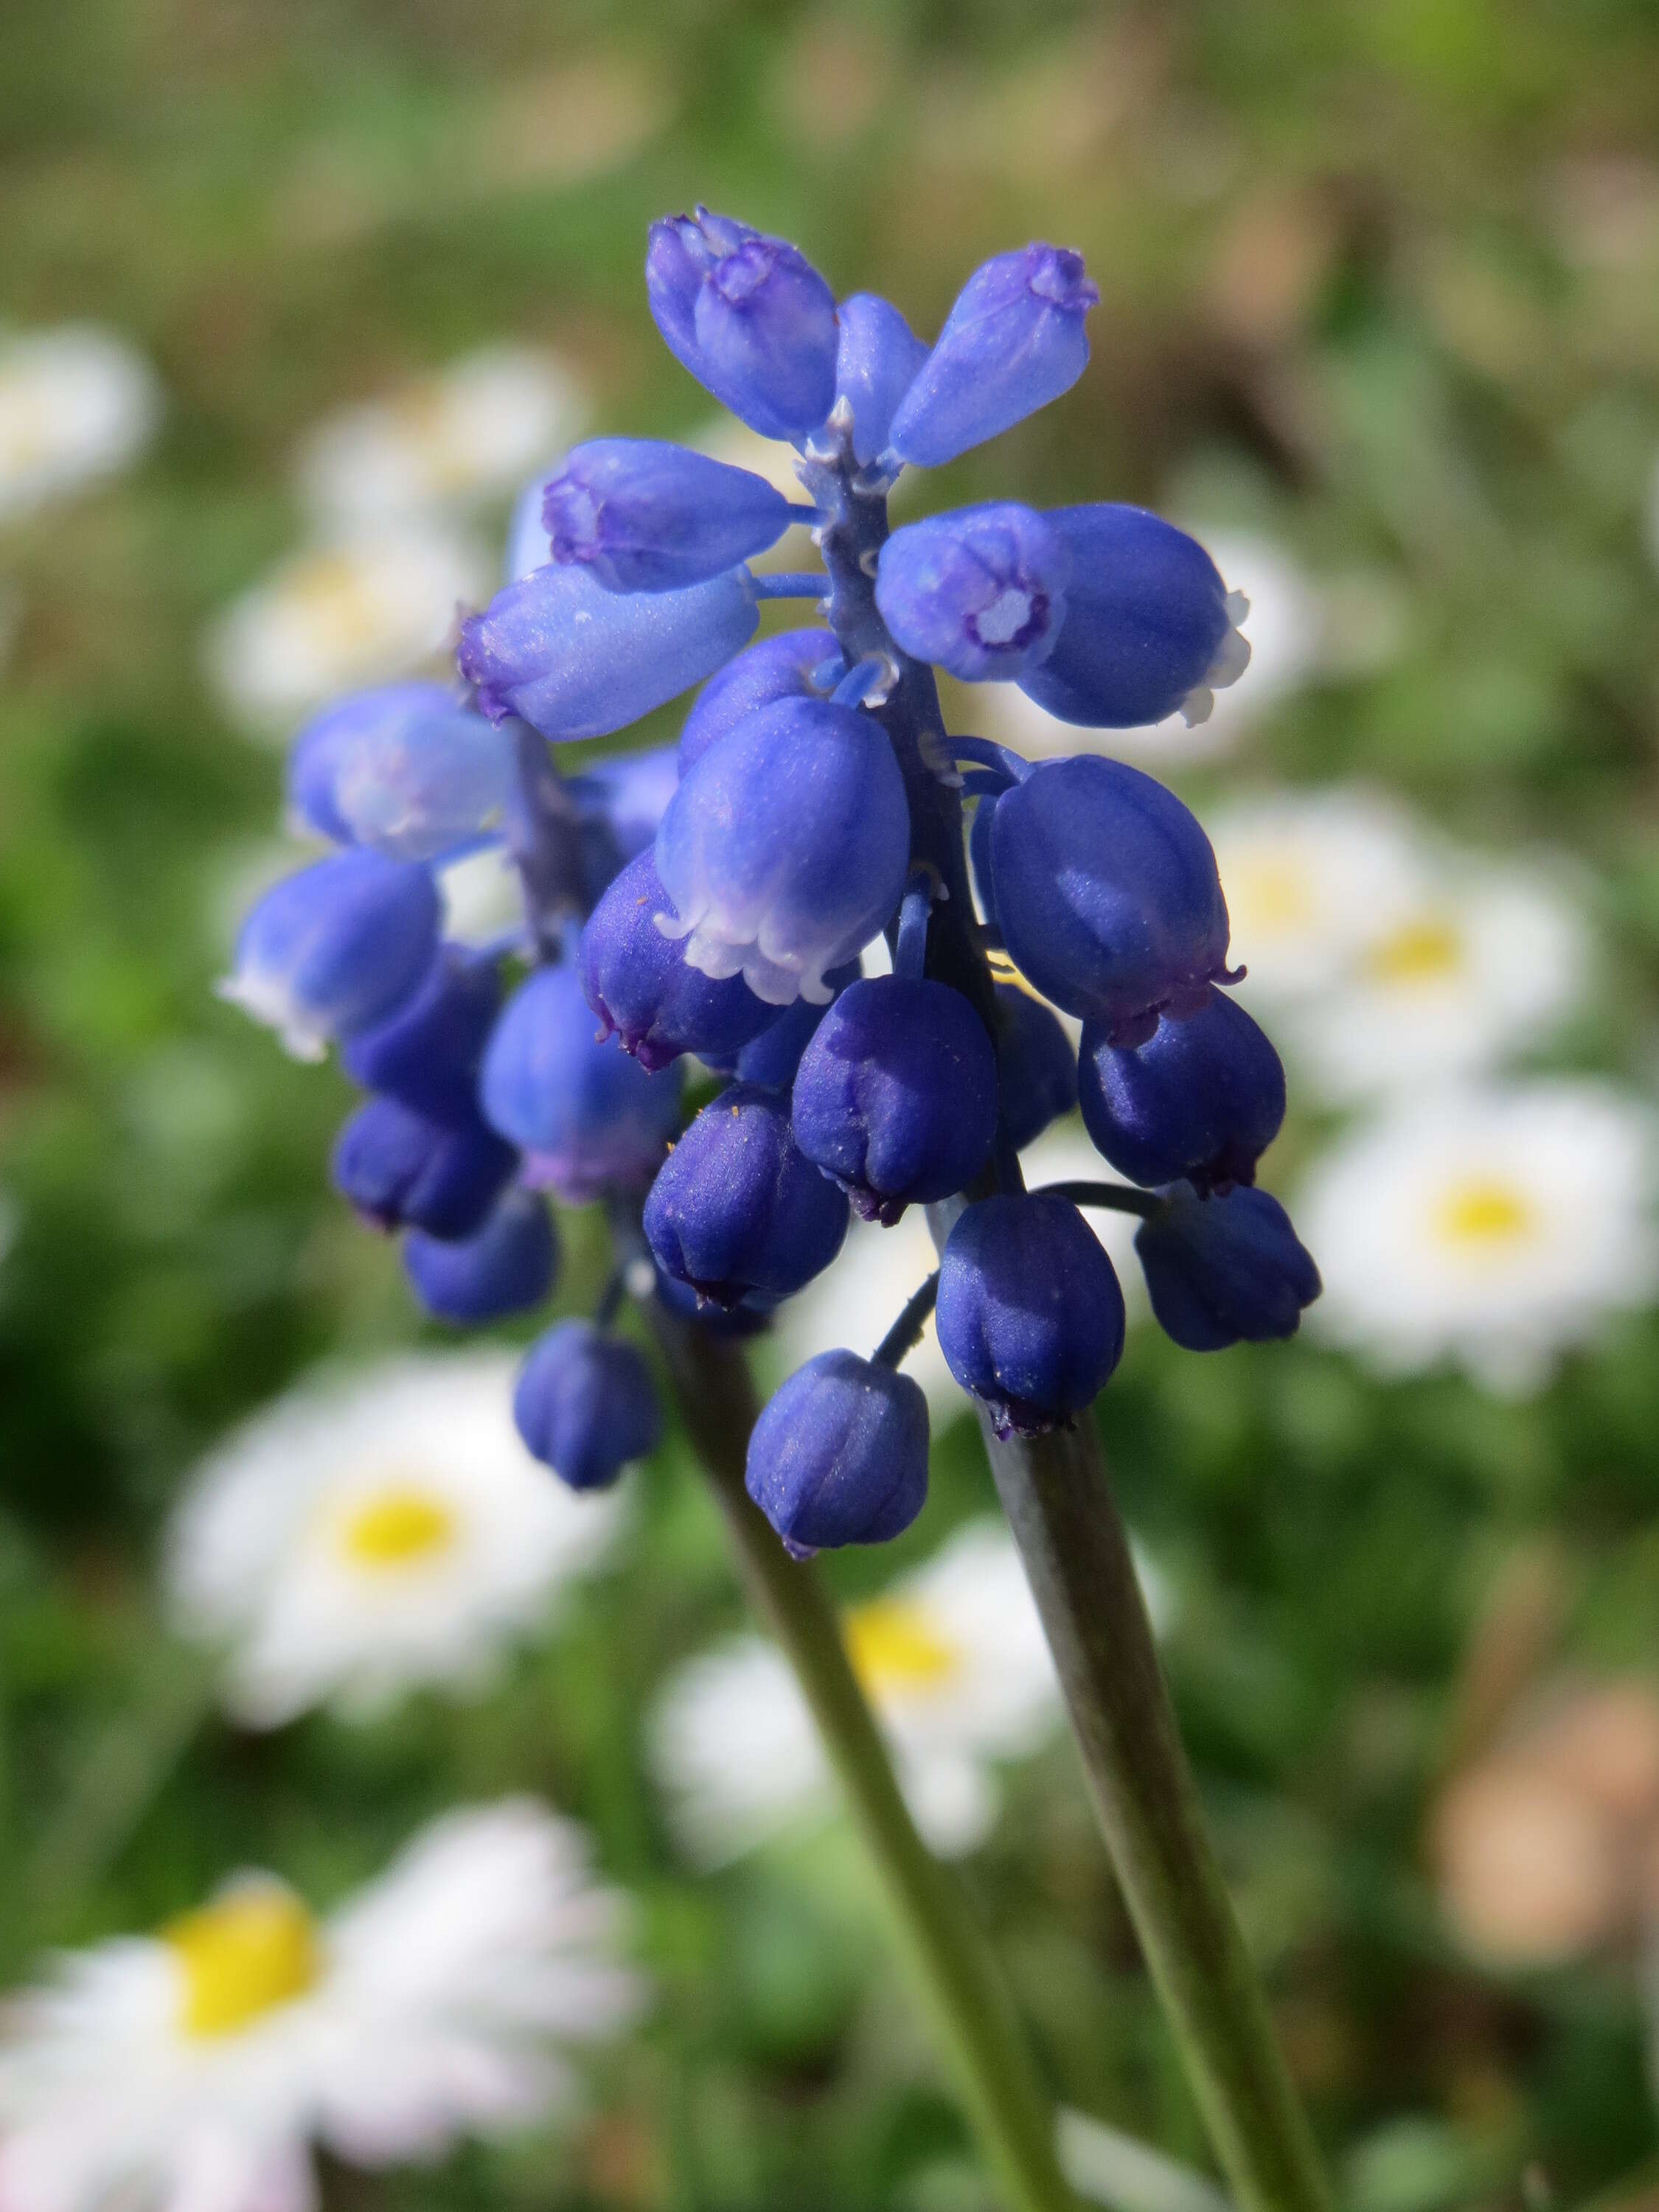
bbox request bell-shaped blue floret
[287,683,514,863]
[331,1093,517,1240]
[542,439,794,594]
[1016,506,1249,730]
[1135,1185,1320,1351]
[580,849,776,1073]
[887,243,1099,468]
[513,1319,662,1490]
[655,697,910,1006]
[1079,987,1284,1195]
[988,756,1232,1041]
[219,850,439,1061]
[993,985,1078,1151]
[480,961,682,1203]
[834,293,930,467]
[706,959,862,1088]
[459,563,758,742]
[643,1082,848,1309]
[647,208,840,442]
[403,1186,559,1325]
[572,744,681,866]
[874,504,1069,682]
[342,945,502,1121]
[745,1350,930,1557]
[678,628,834,774]
[791,976,998,1223]
[936,1191,1125,1438]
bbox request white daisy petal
[165,1356,622,1728]
[1299,1082,1659,1393]
[0,326,161,521]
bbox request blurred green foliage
[4,2,1659,2207]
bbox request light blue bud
[678,628,833,774]
[459,562,758,742]
[647,209,839,442]
[834,293,929,467]
[542,438,793,594]
[287,684,514,863]
[655,697,910,1006]
[219,849,439,1061]
[874,502,1069,681]
[888,243,1099,468]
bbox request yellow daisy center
[1228,858,1315,936]
[165,1885,322,2040]
[0,386,55,473]
[1365,915,1464,985]
[338,1484,459,1569]
[287,552,386,657]
[1435,1177,1537,1248]
[844,1597,961,1695]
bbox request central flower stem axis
[804,421,1331,2212]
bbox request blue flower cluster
[220,209,1319,1543]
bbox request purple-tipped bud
[834,293,930,467]
[1016,506,1248,730]
[887,243,1099,468]
[342,945,503,1121]
[580,849,776,1073]
[287,684,514,863]
[655,697,909,1006]
[513,1320,662,1490]
[993,985,1079,1152]
[643,1083,849,1309]
[480,962,682,1203]
[936,1192,1125,1439]
[875,503,1069,682]
[677,628,834,775]
[541,438,793,594]
[219,850,439,1061]
[647,209,840,442]
[791,976,998,1223]
[403,1186,559,1325]
[987,757,1232,1039]
[1079,987,1285,1195]
[745,1350,930,1557]
[331,1094,517,1240]
[1135,1185,1320,1351]
[459,563,757,742]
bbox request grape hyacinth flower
[216,206,1332,2212]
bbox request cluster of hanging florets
[221,209,1319,1549]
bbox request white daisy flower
[296,347,590,526]
[166,1355,622,1728]
[1277,860,1593,1103]
[437,842,526,948]
[1298,1082,1659,1394]
[0,325,161,523]
[650,1520,1064,1861]
[204,526,492,734]
[768,1119,1144,1424]
[0,1799,642,2212]
[973,529,1321,767]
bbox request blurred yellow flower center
[165,1886,321,2039]
[1231,860,1315,934]
[0,386,54,471]
[844,1599,961,1694]
[1366,917,1463,984]
[288,554,384,655]
[1436,1178,1536,1247]
[339,1485,458,1568]
[388,386,474,490]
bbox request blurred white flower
[167,1355,621,1727]
[205,526,491,734]
[439,842,526,947]
[650,1520,1063,1860]
[0,325,161,522]
[975,529,1321,768]
[768,1118,1142,1422]
[297,348,589,526]
[0,1800,641,2212]
[1299,1082,1659,1394]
